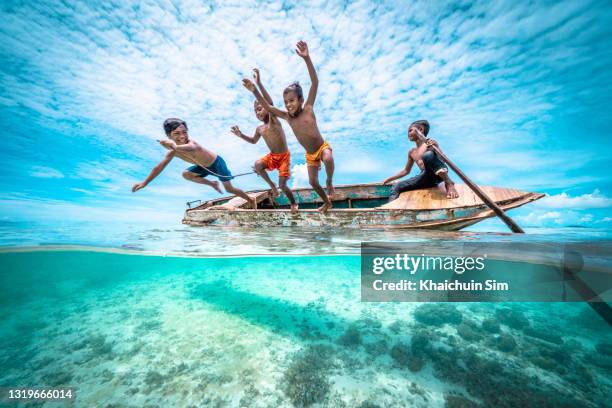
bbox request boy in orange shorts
[232,69,298,212]
[243,41,335,212]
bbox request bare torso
[409,143,430,171]
[286,105,325,153]
[174,139,217,167]
[258,116,289,153]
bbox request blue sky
[0,0,611,228]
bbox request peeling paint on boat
[183,183,544,230]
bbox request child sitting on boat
[132,118,256,209]
[242,40,335,213]
[383,120,459,201]
[232,68,298,213]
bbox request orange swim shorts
[305,141,332,168]
[259,151,291,177]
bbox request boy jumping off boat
[132,118,256,209]
[243,41,335,213]
[232,68,298,213]
[383,120,459,201]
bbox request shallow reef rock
[494,334,517,352]
[390,342,412,366]
[456,321,484,342]
[390,341,425,372]
[337,324,362,348]
[413,304,462,327]
[364,339,389,356]
[495,308,529,330]
[282,344,334,407]
[411,330,432,356]
[481,317,500,333]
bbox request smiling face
[283,91,303,117]
[169,124,189,144]
[254,101,269,122]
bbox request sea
[0,219,610,407]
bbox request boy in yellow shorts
[243,41,335,212]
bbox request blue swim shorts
[187,155,233,182]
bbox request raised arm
[296,40,318,106]
[253,68,273,106]
[231,125,262,144]
[383,153,414,185]
[132,150,175,192]
[159,139,198,153]
[242,78,288,119]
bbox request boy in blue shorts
[132,118,256,208]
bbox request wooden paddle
[414,129,525,233]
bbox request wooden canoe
[182,183,544,230]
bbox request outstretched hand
[242,78,256,92]
[132,182,145,192]
[295,40,309,58]
[252,68,261,83]
[231,125,241,137]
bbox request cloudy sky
[1,0,611,228]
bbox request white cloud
[337,155,384,175]
[0,195,178,224]
[516,211,563,226]
[290,163,309,189]
[28,165,65,179]
[536,190,612,209]
[514,210,600,227]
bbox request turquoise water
[1,245,611,407]
[2,219,612,255]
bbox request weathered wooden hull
[182,183,544,230]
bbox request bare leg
[321,148,335,198]
[436,169,459,199]
[222,181,257,209]
[254,160,279,198]
[279,176,298,213]
[183,171,222,194]
[308,166,332,212]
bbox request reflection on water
[1,220,611,256]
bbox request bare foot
[445,182,459,199]
[290,203,299,213]
[211,181,223,194]
[326,180,335,199]
[270,187,280,198]
[317,201,332,213]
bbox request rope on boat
[206,168,257,179]
[184,169,259,209]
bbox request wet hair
[254,99,274,108]
[410,119,430,136]
[163,118,187,136]
[283,81,303,99]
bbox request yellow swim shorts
[305,141,332,168]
